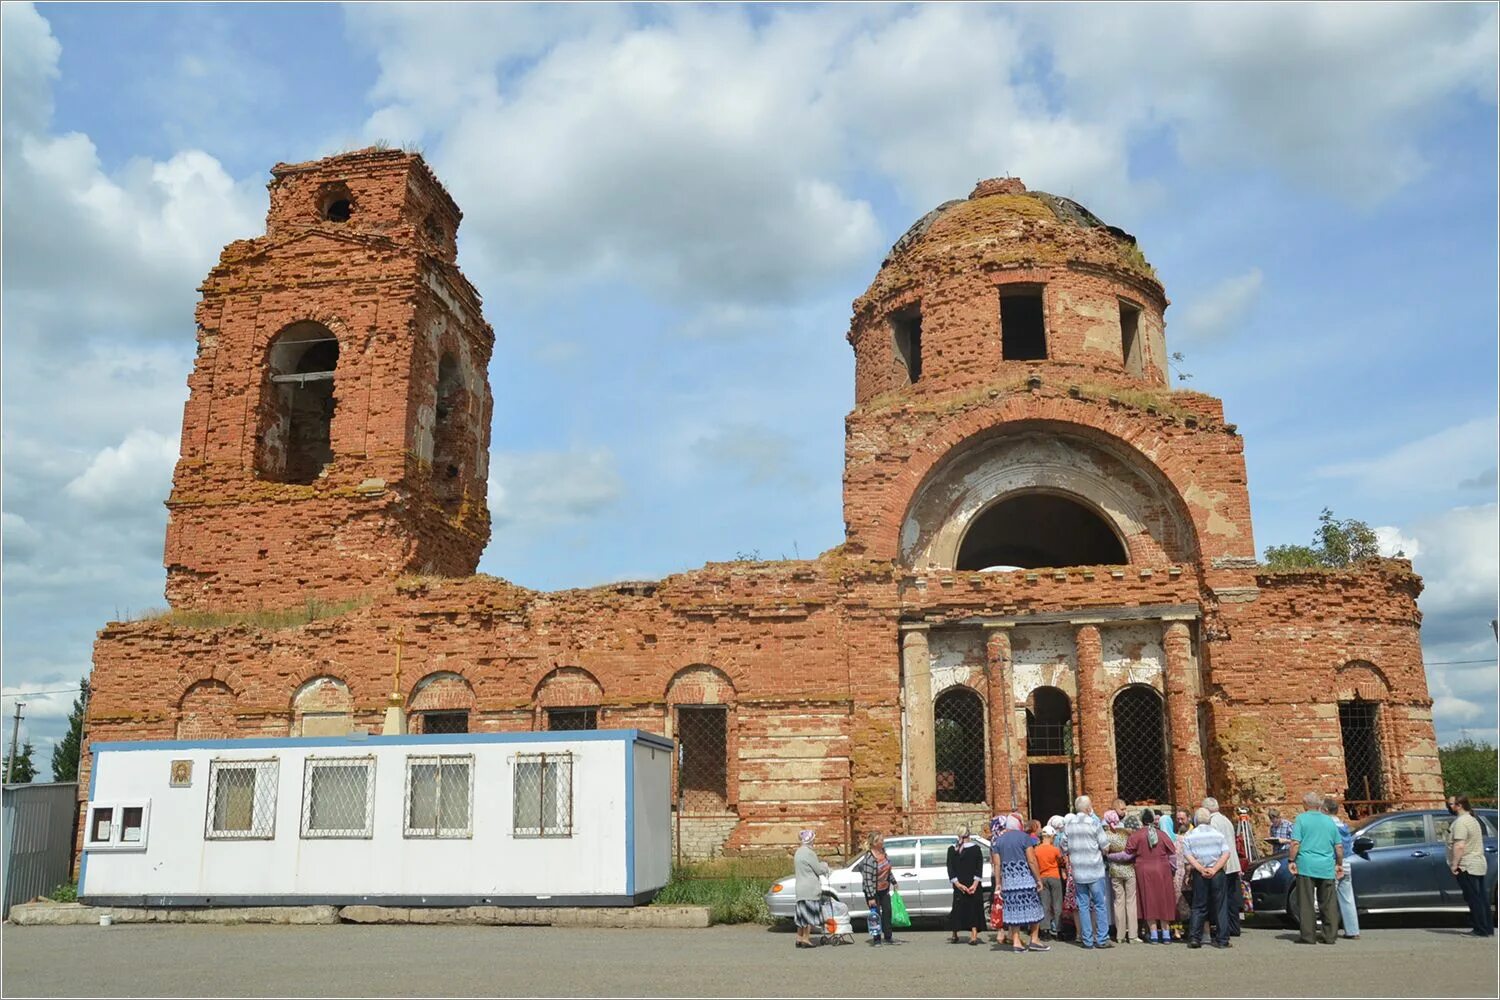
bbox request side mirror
[1353,836,1374,855]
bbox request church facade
[82,150,1443,858]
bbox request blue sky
[3,2,1496,771]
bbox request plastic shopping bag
[891,891,912,929]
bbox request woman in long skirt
[947,826,985,945]
[1127,808,1178,943]
[993,814,1051,953]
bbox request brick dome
[857,178,1161,314]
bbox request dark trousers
[1456,871,1494,936]
[1296,874,1339,944]
[1222,871,1243,934]
[871,889,894,941]
[1188,871,1228,945]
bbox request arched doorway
[1113,685,1168,803]
[934,687,987,804]
[1025,686,1073,821]
[956,492,1127,570]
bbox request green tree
[1439,738,1498,801]
[51,677,88,782]
[3,740,38,784]
[1263,508,1383,569]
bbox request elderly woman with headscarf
[793,829,831,949]
[1126,808,1177,943]
[946,825,985,945]
[993,813,1051,952]
[1103,810,1140,944]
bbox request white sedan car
[766,835,993,923]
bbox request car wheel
[1281,891,1300,930]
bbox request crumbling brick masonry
[83,153,1443,860]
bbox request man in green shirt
[1288,790,1344,944]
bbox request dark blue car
[1247,808,1498,925]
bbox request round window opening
[324,198,352,223]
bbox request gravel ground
[4,916,1497,997]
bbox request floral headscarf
[989,815,1006,840]
[799,829,815,846]
[1102,809,1122,829]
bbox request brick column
[902,628,936,820]
[1074,623,1116,806]
[1163,621,1204,807]
[985,626,1020,812]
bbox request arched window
[1026,687,1072,757]
[957,491,1127,570]
[667,665,736,815]
[291,676,352,736]
[257,322,339,484]
[177,680,236,740]
[934,687,987,804]
[431,353,465,512]
[407,671,474,734]
[1113,685,1167,803]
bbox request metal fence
[934,688,987,803]
[1112,686,1168,803]
[3,782,79,919]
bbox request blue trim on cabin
[624,741,636,897]
[78,748,98,896]
[91,728,674,753]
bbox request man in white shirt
[1203,796,1243,937]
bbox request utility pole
[5,702,24,784]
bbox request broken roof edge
[268,147,463,222]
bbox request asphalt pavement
[3,916,1496,997]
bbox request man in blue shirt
[1181,807,1232,948]
[1289,791,1344,944]
[1322,797,1359,938]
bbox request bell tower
[163,149,494,611]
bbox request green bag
[890,890,912,929]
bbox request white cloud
[1374,525,1420,560]
[64,429,179,511]
[1173,268,1264,343]
[1031,4,1497,204]
[1,4,263,349]
[1,512,43,564]
[1,1,60,138]
[1407,503,1498,623]
[348,4,1152,308]
[1317,416,1498,495]
[488,449,624,529]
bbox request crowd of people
[790,791,1493,949]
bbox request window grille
[1112,686,1168,803]
[420,711,469,734]
[513,752,574,838]
[1026,687,1073,757]
[934,687,987,804]
[405,754,474,838]
[205,759,279,840]
[675,706,729,812]
[301,756,376,839]
[1339,699,1385,802]
[546,707,598,731]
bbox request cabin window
[405,754,474,839]
[514,752,574,838]
[300,756,376,839]
[205,759,279,839]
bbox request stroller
[817,888,855,945]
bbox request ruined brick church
[83,149,1443,857]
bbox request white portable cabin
[79,729,673,907]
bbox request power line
[1425,658,1498,666]
[0,688,78,700]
